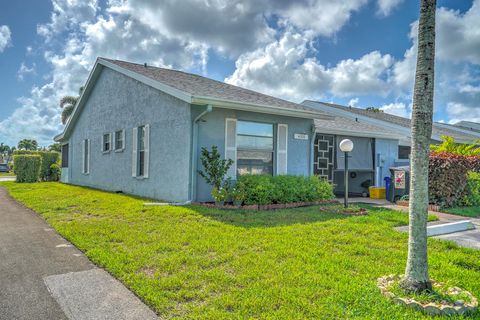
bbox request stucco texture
[66,67,192,202]
[193,107,314,201]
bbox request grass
[1,181,479,319]
[0,172,15,177]
[444,206,480,218]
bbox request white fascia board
[191,96,333,120]
[98,59,193,103]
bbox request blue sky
[0,0,479,146]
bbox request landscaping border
[194,199,339,210]
[377,275,478,316]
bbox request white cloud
[17,63,37,81]
[0,25,11,52]
[379,102,410,117]
[446,102,480,124]
[348,98,359,107]
[376,0,404,16]
[226,30,395,101]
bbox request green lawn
[1,182,479,319]
[0,172,15,177]
[444,206,480,218]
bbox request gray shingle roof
[314,116,401,138]
[102,58,325,115]
[319,102,480,143]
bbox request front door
[314,134,335,182]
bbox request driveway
[0,187,157,320]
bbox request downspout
[190,104,213,202]
[310,125,317,176]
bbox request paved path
[0,187,158,320]
[0,176,15,182]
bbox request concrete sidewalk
[0,187,158,320]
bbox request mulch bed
[194,199,340,210]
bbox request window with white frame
[132,125,149,178]
[236,121,274,175]
[82,139,90,174]
[114,130,124,151]
[102,133,111,152]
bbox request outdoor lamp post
[339,139,354,208]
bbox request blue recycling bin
[384,176,391,201]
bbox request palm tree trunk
[400,0,436,293]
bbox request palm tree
[17,139,38,151]
[60,86,84,125]
[400,0,436,293]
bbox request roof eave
[191,96,333,120]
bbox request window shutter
[82,140,86,174]
[110,133,113,151]
[87,139,90,174]
[122,129,126,150]
[277,124,288,175]
[225,118,237,179]
[132,127,138,177]
[144,124,150,178]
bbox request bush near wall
[462,171,480,207]
[13,150,60,181]
[236,175,335,205]
[13,155,42,183]
[428,152,480,207]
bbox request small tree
[198,146,233,190]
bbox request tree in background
[48,143,62,153]
[400,0,436,293]
[60,86,84,125]
[17,139,38,151]
[0,143,15,162]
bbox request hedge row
[13,155,42,183]
[429,152,480,207]
[13,150,60,181]
[236,175,335,205]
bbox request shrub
[236,175,334,205]
[13,155,42,183]
[49,163,61,182]
[428,152,480,207]
[13,150,60,181]
[462,171,480,207]
[430,136,480,156]
[198,146,233,190]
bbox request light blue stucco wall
[375,138,399,186]
[193,107,314,201]
[66,67,192,202]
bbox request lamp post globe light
[339,139,354,208]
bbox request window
[236,121,274,175]
[138,126,146,177]
[82,139,90,174]
[102,133,111,152]
[132,125,149,178]
[398,145,411,160]
[61,144,69,168]
[114,130,124,151]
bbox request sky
[0,0,479,147]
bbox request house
[303,100,480,194]
[54,58,333,202]
[454,120,480,133]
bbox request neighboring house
[54,58,332,202]
[311,113,405,194]
[454,120,480,133]
[303,100,480,194]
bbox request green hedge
[13,150,60,181]
[462,171,480,207]
[236,175,335,205]
[13,155,42,183]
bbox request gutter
[189,104,213,202]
